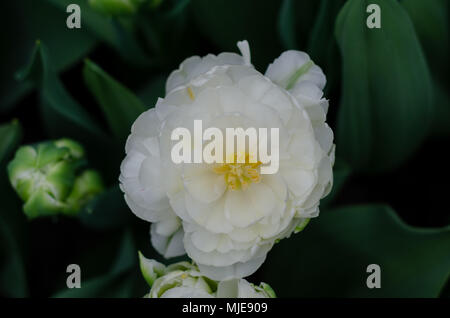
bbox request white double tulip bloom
[139,252,275,298]
[120,40,334,281]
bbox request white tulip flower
[139,252,275,298]
[120,41,334,280]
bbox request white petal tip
[237,40,251,65]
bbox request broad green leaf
[0,120,23,167]
[16,42,123,182]
[52,271,129,298]
[83,59,146,143]
[79,185,133,230]
[0,0,96,111]
[260,204,450,297]
[191,0,283,70]
[431,83,450,136]
[321,158,351,207]
[0,218,28,298]
[401,0,448,83]
[44,0,116,46]
[136,0,201,69]
[138,74,166,106]
[24,0,97,72]
[17,42,106,140]
[307,0,346,95]
[52,268,145,298]
[45,0,150,66]
[401,0,449,137]
[0,120,28,297]
[52,230,144,297]
[278,0,320,50]
[335,0,433,173]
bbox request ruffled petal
[151,224,185,258]
[265,50,326,90]
[224,183,276,228]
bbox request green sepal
[138,251,166,287]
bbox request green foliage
[83,59,147,143]
[261,205,450,297]
[335,0,433,173]
[0,120,28,297]
[191,0,283,70]
[401,0,450,137]
[46,0,150,66]
[79,185,134,230]
[53,230,145,297]
[0,0,96,111]
[307,0,346,95]
[320,158,351,208]
[278,0,320,50]
[17,42,107,142]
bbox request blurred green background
[0,0,449,298]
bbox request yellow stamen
[213,153,262,191]
[187,87,195,100]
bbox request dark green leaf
[260,204,450,297]
[307,0,346,95]
[24,0,97,71]
[0,219,28,298]
[52,230,142,297]
[109,229,137,275]
[278,0,320,50]
[0,120,28,297]
[401,0,450,137]
[0,0,97,111]
[16,42,123,182]
[83,59,146,143]
[430,83,450,136]
[45,0,151,66]
[321,158,351,207]
[0,120,23,167]
[17,42,107,140]
[138,74,166,107]
[44,0,118,46]
[191,0,282,70]
[401,0,448,83]
[136,0,201,69]
[79,185,133,230]
[335,0,433,172]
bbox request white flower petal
[151,224,185,258]
[197,255,267,281]
[183,166,227,204]
[225,183,276,228]
[161,286,214,298]
[166,50,247,93]
[265,50,326,90]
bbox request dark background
[0,0,449,298]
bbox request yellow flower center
[213,153,262,191]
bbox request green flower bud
[54,138,85,159]
[88,0,145,15]
[139,253,215,298]
[7,139,103,219]
[64,170,104,216]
